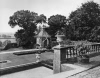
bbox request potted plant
[76,43,90,64]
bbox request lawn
[0,41,100,70]
[0,49,53,69]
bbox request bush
[51,41,58,47]
[3,43,18,50]
[61,39,72,45]
[0,41,2,47]
[2,40,11,47]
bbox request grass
[0,50,53,69]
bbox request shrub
[0,41,2,47]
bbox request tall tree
[36,14,47,24]
[48,14,67,37]
[8,10,38,48]
[35,14,47,34]
[68,1,100,40]
[90,26,100,42]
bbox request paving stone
[68,66,100,78]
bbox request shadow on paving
[0,62,42,75]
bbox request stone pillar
[53,46,66,74]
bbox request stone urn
[56,31,65,47]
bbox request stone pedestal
[53,46,66,74]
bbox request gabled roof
[36,28,50,38]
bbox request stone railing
[46,43,100,78]
[61,43,100,59]
[53,43,100,72]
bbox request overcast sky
[0,0,100,33]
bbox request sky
[0,0,100,33]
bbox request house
[35,27,51,48]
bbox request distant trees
[8,10,38,48]
[68,1,100,41]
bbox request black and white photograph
[0,0,100,78]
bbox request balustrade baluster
[97,45,99,52]
[90,45,92,54]
[91,45,94,53]
[68,48,70,58]
[75,48,78,56]
[66,49,68,59]
[70,48,72,58]
[94,45,96,52]
[69,48,71,58]
[72,47,75,57]
[94,45,96,53]
[98,44,100,52]
[75,48,78,57]
[96,44,98,52]
[95,45,97,52]
[71,47,73,58]
[86,45,89,54]
[89,45,91,54]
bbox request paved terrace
[46,55,100,78]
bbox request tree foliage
[47,14,67,37]
[90,26,100,42]
[36,14,47,23]
[8,10,38,48]
[35,14,47,34]
[68,1,100,41]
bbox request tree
[64,24,75,40]
[68,1,100,40]
[47,14,67,37]
[36,14,47,24]
[35,14,47,34]
[8,10,38,48]
[89,26,100,42]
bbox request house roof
[35,28,50,38]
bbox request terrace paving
[0,66,53,78]
[67,65,100,78]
